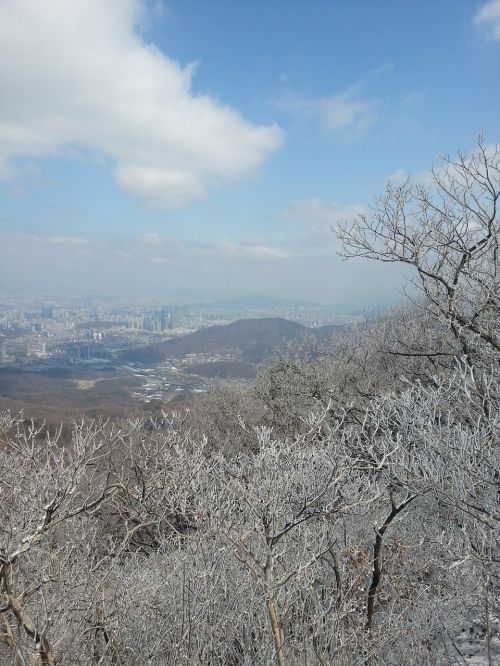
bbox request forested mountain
[118,317,343,364]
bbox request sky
[0,0,499,305]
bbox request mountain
[118,317,311,364]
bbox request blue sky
[0,0,499,303]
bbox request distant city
[0,295,372,415]
[0,295,368,363]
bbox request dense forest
[1,140,499,664]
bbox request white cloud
[474,0,500,39]
[281,198,366,240]
[39,232,290,265]
[386,141,499,189]
[139,232,163,245]
[113,249,132,258]
[0,231,404,304]
[47,236,89,245]
[386,169,409,185]
[116,165,206,210]
[149,256,170,265]
[217,240,289,260]
[240,243,289,259]
[318,91,377,135]
[277,88,378,137]
[0,0,283,209]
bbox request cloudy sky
[0,0,499,304]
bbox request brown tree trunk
[266,596,286,666]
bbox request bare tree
[337,137,500,370]
[0,416,129,665]
[1,336,499,665]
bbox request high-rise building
[70,343,93,360]
[169,311,181,330]
[82,343,92,359]
[143,316,155,331]
[41,306,53,319]
[0,340,7,363]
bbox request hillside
[118,317,314,364]
[0,364,141,422]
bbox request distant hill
[118,317,316,364]
[118,317,306,364]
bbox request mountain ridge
[118,317,342,365]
